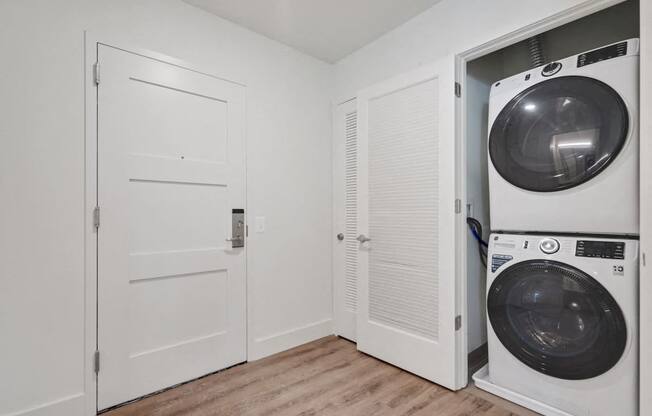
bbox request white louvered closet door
[333,100,358,341]
[356,57,464,389]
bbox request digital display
[577,42,628,68]
[576,240,625,259]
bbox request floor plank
[102,336,538,416]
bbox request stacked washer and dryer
[473,39,640,416]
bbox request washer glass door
[489,76,629,192]
[488,260,627,380]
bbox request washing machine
[483,233,638,416]
[488,39,639,235]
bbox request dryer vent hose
[526,35,546,68]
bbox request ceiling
[184,0,443,63]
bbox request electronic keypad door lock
[226,209,245,248]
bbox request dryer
[484,233,638,416]
[488,39,639,235]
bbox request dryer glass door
[489,76,629,192]
[488,259,627,380]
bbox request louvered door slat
[368,79,439,340]
[344,111,358,312]
[333,100,358,341]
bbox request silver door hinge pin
[93,62,100,85]
[455,82,461,97]
[455,199,462,214]
[455,315,462,331]
[94,350,100,374]
[93,206,100,229]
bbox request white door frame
[83,32,248,414]
[639,0,652,414]
[452,0,635,400]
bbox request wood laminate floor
[103,336,538,416]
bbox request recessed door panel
[367,79,440,341]
[126,75,229,163]
[128,270,229,357]
[128,180,227,253]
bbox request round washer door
[488,260,627,380]
[489,76,629,192]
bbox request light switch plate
[255,216,265,233]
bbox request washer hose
[467,217,488,267]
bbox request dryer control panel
[577,41,628,68]
[575,240,625,260]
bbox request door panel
[356,57,462,389]
[368,80,440,341]
[333,100,358,341]
[97,45,246,410]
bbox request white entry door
[356,57,464,390]
[332,99,358,341]
[97,45,246,410]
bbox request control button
[541,62,562,77]
[539,238,560,254]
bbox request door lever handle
[356,234,371,243]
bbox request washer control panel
[575,240,625,259]
[491,254,513,273]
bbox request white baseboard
[248,318,333,361]
[4,393,85,416]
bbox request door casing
[453,0,627,391]
[639,0,652,414]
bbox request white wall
[495,0,638,78]
[0,1,333,415]
[334,0,593,100]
